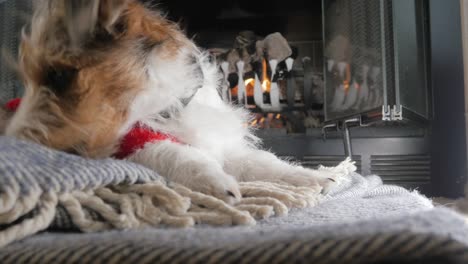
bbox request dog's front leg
[225,149,356,194]
[127,141,241,204]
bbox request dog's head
[6,0,203,157]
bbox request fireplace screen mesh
[323,0,391,121]
[0,0,30,103]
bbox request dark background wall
[429,0,467,198]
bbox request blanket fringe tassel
[0,192,58,248]
[0,181,322,247]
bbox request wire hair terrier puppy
[3,0,355,204]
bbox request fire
[230,59,271,98]
[245,78,255,97]
[261,59,271,92]
[343,63,351,91]
[245,78,254,86]
[248,113,285,128]
[343,82,350,90]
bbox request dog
[3,0,355,204]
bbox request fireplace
[158,0,326,134]
[151,0,467,197]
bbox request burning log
[213,30,326,127]
[257,32,292,62]
[218,31,292,76]
[213,31,294,111]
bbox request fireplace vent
[370,155,431,184]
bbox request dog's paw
[271,170,324,193]
[318,157,357,176]
[276,158,355,194]
[316,157,356,193]
[317,157,357,177]
[186,169,242,205]
[267,158,356,194]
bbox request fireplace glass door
[323,0,430,123]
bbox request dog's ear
[63,0,128,49]
[63,0,100,48]
[98,0,128,32]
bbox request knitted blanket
[1,137,468,263]
[0,136,333,248]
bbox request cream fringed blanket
[0,137,345,248]
[58,181,321,232]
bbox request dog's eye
[44,67,77,94]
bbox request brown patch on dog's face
[6,0,189,158]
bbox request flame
[247,114,285,128]
[231,86,238,96]
[343,82,350,91]
[262,59,271,92]
[230,59,271,99]
[245,78,254,86]
[343,64,351,91]
[232,78,255,97]
[245,78,255,97]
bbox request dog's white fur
[121,46,355,203]
[4,0,356,204]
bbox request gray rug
[1,205,467,263]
